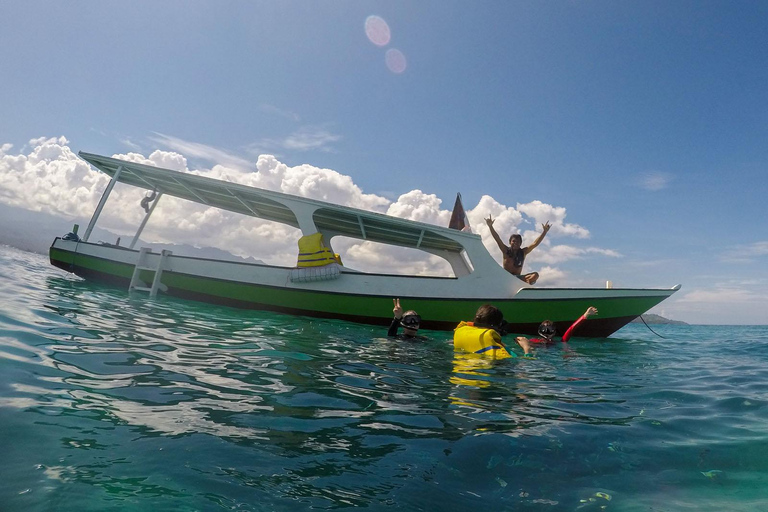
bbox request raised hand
[584,306,598,318]
[485,215,495,228]
[516,336,532,355]
[393,298,403,319]
[542,221,552,234]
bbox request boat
[49,151,680,337]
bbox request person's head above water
[400,310,421,334]
[473,304,507,332]
[537,320,556,341]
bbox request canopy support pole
[129,192,164,249]
[83,165,123,242]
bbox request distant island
[631,313,688,325]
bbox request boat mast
[82,165,123,242]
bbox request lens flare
[385,48,407,74]
[365,15,391,47]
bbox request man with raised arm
[485,215,551,285]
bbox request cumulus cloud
[533,266,569,286]
[517,200,590,239]
[0,136,109,219]
[386,190,450,225]
[0,136,616,278]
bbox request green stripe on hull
[50,245,671,336]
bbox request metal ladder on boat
[128,247,172,297]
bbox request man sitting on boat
[454,304,533,358]
[388,298,427,341]
[485,215,551,285]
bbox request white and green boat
[50,152,680,337]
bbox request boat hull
[50,239,678,337]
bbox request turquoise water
[1,245,767,511]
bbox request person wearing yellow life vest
[454,304,533,358]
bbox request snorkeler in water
[519,306,598,345]
[454,304,533,358]
[388,298,428,341]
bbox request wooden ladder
[129,248,172,297]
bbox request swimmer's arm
[387,318,400,337]
[561,307,598,342]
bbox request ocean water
[1,244,767,512]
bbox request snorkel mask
[400,313,421,330]
[537,321,556,340]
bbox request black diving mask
[538,323,556,339]
[401,314,421,329]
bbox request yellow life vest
[297,233,338,268]
[453,321,514,359]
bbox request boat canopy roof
[80,152,478,253]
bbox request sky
[1,1,767,325]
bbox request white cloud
[517,200,590,239]
[721,241,768,263]
[250,127,342,155]
[667,282,768,324]
[120,138,143,152]
[113,149,189,172]
[149,133,252,170]
[0,135,618,278]
[259,104,301,122]
[282,127,341,152]
[637,171,671,191]
[534,266,568,286]
[386,190,450,225]
[676,285,768,305]
[0,136,108,219]
[535,245,622,265]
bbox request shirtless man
[485,215,551,285]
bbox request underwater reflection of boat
[50,152,680,336]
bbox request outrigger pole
[82,165,123,242]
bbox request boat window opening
[312,207,463,253]
[329,236,455,277]
[83,181,304,265]
[83,182,152,246]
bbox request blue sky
[1,1,767,324]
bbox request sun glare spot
[365,15,391,47]
[385,49,407,74]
